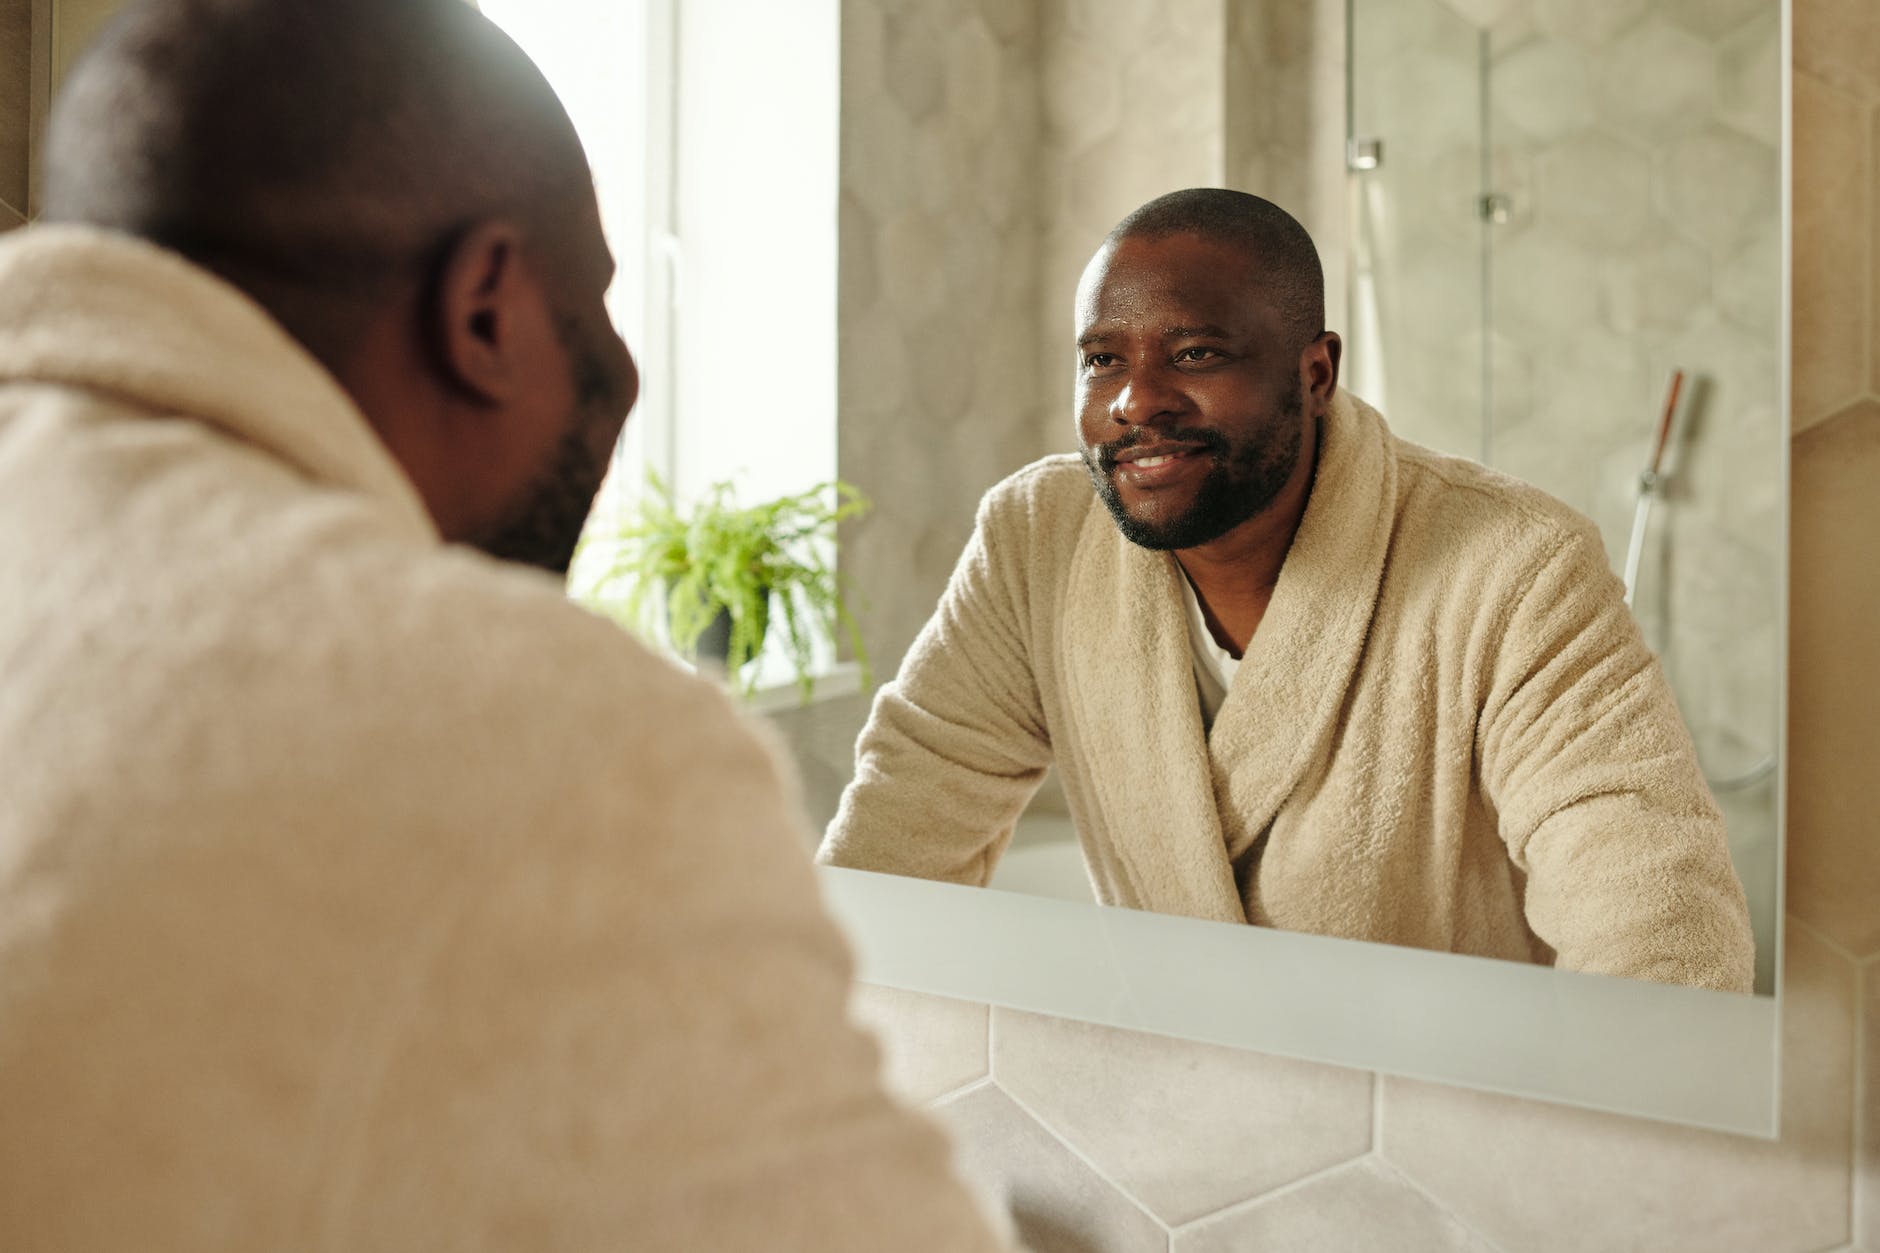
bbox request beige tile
[1656,124,1780,256]
[1795,0,1880,105]
[1714,226,1781,338]
[989,1008,1372,1228]
[1171,1158,1499,1253]
[848,984,989,1106]
[1789,73,1870,428]
[1596,230,1712,334]
[1861,959,1878,1251]
[1787,402,1880,958]
[0,0,26,218]
[1491,40,1594,143]
[1661,0,1771,42]
[1539,131,1655,251]
[882,8,946,123]
[1380,921,1856,1253]
[1595,19,1718,141]
[1531,0,1647,47]
[1715,8,1782,149]
[932,1083,1168,1253]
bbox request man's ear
[1303,331,1342,404]
[429,219,532,404]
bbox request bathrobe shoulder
[822,390,1755,993]
[0,227,1009,1252]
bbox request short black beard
[478,319,620,575]
[478,419,609,575]
[1081,384,1304,551]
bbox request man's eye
[1084,353,1120,370]
[1174,347,1220,363]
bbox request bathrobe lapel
[1060,505,1246,923]
[1059,390,1397,921]
[1207,390,1398,866]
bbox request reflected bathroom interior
[997,0,1784,995]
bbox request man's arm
[341,693,1017,1251]
[819,487,1054,884]
[1477,522,1756,992]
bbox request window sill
[695,659,866,714]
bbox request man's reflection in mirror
[816,188,1755,993]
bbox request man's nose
[1108,363,1185,427]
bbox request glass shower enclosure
[1345,0,1785,991]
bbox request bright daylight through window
[481,0,841,690]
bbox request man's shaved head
[41,0,638,574]
[43,0,591,367]
[1102,188,1325,348]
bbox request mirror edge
[820,865,1781,1139]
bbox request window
[483,0,841,685]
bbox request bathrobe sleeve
[1476,523,1756,992]
[819,483,1054,884]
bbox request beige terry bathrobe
[821,389,1755,993]
[0,227,1008,1251]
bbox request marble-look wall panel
[1034,0,1225,426]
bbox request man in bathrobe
[820,189,1756,994]
[0,2,1012,1249]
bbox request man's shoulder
[976,454,1095,541]
[1388,433,1604,569]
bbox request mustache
[1093,426,1230,472]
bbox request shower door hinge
[1347,137,1383,171]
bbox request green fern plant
[573,473,871,700]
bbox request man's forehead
[1074,235,1276,335]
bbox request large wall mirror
[809,0,1788,1140]
[29,0,1789,1137]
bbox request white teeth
[1134,454,1175,468]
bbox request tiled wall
[0,0,28,231]
[844,0,1880,1249]
[1353,0,1785,980]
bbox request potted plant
[572,473,871,700]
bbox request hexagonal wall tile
[1790,72,1869,428]
[1492,40,1595,143]
[1532,0,1647,47]
[1712,229,1780,338]
[1492,229,1602,338]
[1041,38,1121,140]
[1862,961,1879,1251]
[882,8,947,122]
[932,1083,1167,1253]
[1536,131,1654,250]
[1369,40,1481,156]
[1659,0,1769,40]
[1794,0,1880,104]
[1380,921,1856,1253]
[1595,230,1712,333]
[1787,402,1880,960]
[1654,124,1779,255]
[848,984,989,1105]
[941,14,1007,135]
[1715,8,1782,147]
[1435,0,1527,31]
[1595,19,1717,140]
[1657,309,1779,439]
[1170,1158,1500,1253]
[989,1008,1373,1228]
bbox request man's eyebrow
[1076,331,1113,348]
[1165,324,1232,338]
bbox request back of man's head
[1105,188,1325,347]
[42,0,589,370]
